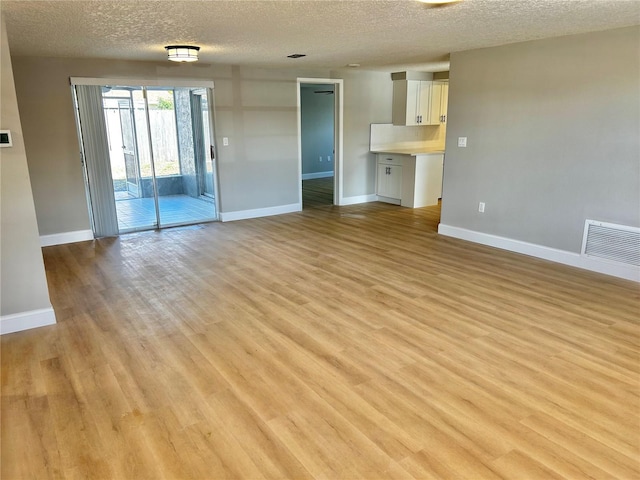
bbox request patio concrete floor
[115,194,216,232]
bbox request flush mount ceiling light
[165,45,200,62]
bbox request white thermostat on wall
[0,130,12,147]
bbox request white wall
[11,57,394,233]
[0,15,55,331]
[332,68,394,198]
[441,26,640,255]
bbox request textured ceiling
[2,0,639,71]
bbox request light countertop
[371,147,445,156]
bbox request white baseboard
[438,224,640,282]
[0,307,57,335]
[302,172,334,180]
[41,229,93,247]
[375,195,402,206]
[220,203,301,222]
[339,194,378,206]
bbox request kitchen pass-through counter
[369,123,445,208]
[370,147,445,156]
[372,150,444,208]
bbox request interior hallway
[302,176,334,209]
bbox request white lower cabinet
[376,153,444,207]
[376,155,403,203]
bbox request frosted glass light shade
[165,45,200,62]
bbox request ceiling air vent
[581,220,640,266]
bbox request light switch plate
[223,137,229,146]
[458,137,467,148]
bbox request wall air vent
[581,220,640,266]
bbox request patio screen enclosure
[72,80,218,236]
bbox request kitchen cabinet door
[427,81,449,125]
[427,81,443,125]
[416,81,432,125]
[439,81,449,124]
[377,156,403,201]
[405,80,421,125]
[393,80,432,126]
[386,165,403,199]
[377,164,402,199]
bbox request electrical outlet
[458,137,467,148]
[319,156,323,162]
[478,202,485,213]
[327,156,331,162]
[223,137,229,146]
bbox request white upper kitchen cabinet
[429,80,449,125]
[391,71,438,126]
[392,70,450,127]
[392,79,433,126]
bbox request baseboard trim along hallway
[40,229,94,247]
[219,203,301,222]
[0,306,56,335]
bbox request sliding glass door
[74,81,219,236]
[102,87,156,231]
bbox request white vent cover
[581,220,640,266]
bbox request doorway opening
[297,78,344,208]
[72,80,219,236]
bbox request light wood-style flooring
[302,177,334,209]
[2,202,639,479]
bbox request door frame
[297,78,344,207]
[117,95,141,197]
